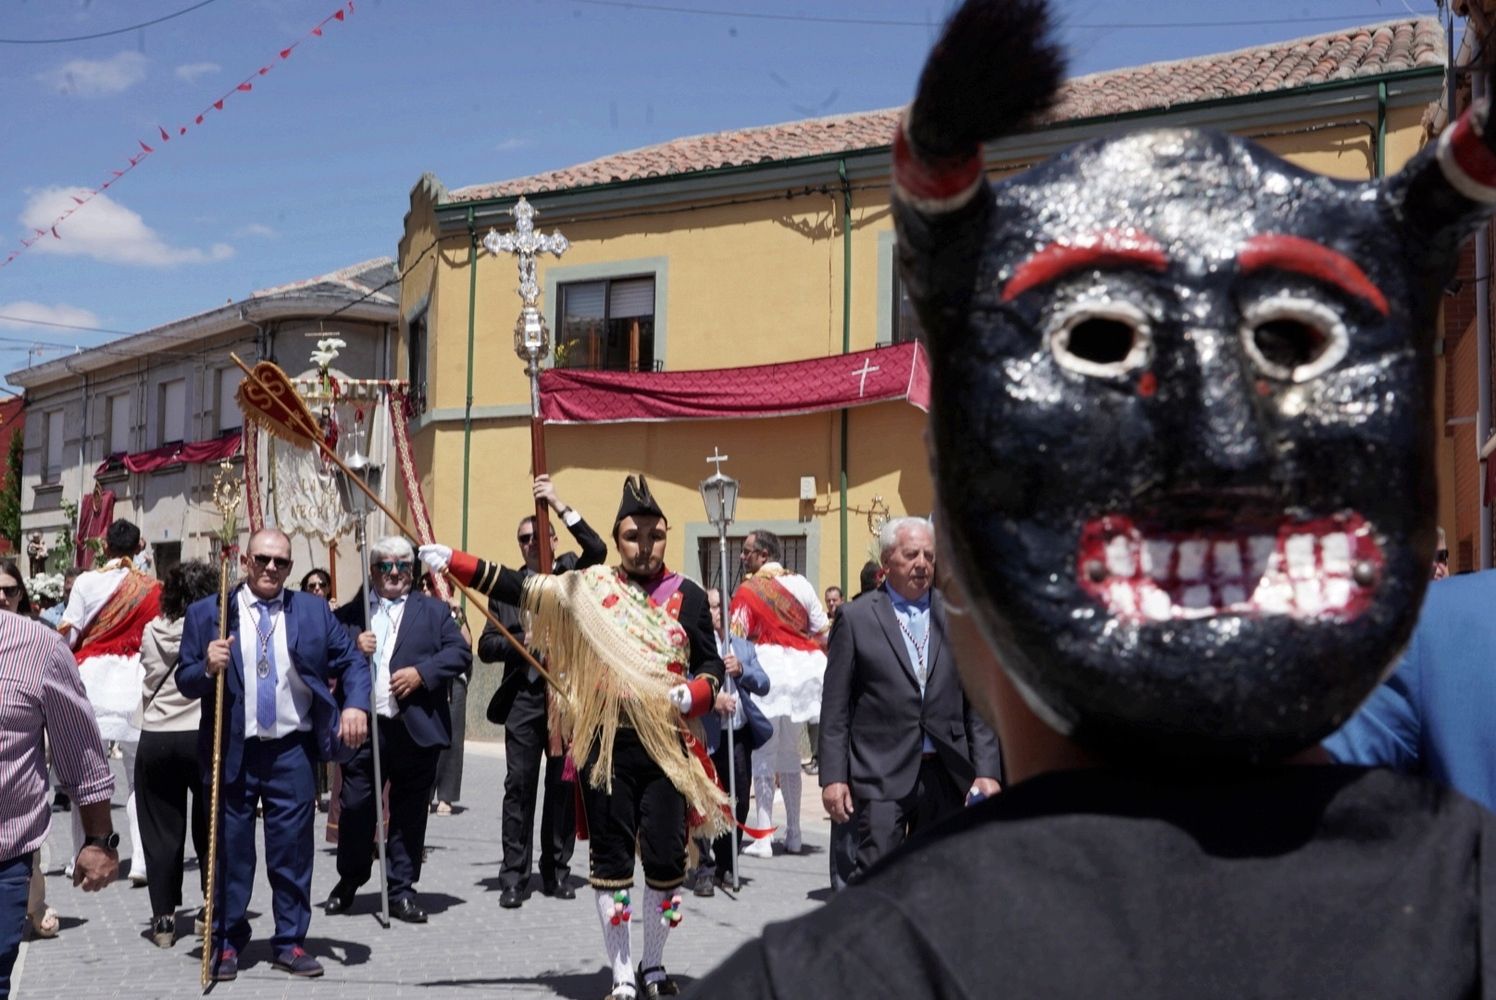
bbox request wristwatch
[82,832,120,851]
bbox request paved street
[15,743,826,999]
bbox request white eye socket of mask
[1047,298,1154,379]
[1239,293,1349,384]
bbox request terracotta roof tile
[450,17,1444,203]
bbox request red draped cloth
[731,576,821,653]
[75,569,161,663]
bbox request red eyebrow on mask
[1237,234,1389,317]
[1001,230,1169,302]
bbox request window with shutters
[158,379,187,447]
[107,394,132,456]
[217,367,244,433]
[890,265,927,346]
[556,276,658,372]
[697,533,808,595]
[43,410,65,484]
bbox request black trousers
[336,715,440,902]
[134,729,208,918]
[707,730,752,877]
[433,677,468,804]
[579,728,686,890]
[852,756,963,879]
[499,706,575,890]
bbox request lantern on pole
[698,445,742,888]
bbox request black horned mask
[897,0,1496,760]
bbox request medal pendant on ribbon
[257,656,270,679]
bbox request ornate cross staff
[202,459,241,989]
[483,196,568,574]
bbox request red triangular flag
[71,196,85,205]
[139,140,154,153]
[32,228,44,237]
[196,114,206,124]
[158,125,170,141]
[51,226,60,239]
[258,65,270,75]
[334,9,344,19]
[179,126,187,136]
[110,169,123,177]
[280,47,294,59]
[237,82,251,92]
[312,26,322,36]
[348,2,354,12]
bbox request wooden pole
[200,547,231,987]
[228,354,563,695]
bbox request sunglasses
[374,560,413,575]
[0,585,19,598]
[516,533,556,545]
[250,554,293,571]
[1436,549,1450,564]
[304,580,329,592]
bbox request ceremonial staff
[482,196,569,575]
[201,459,240,990]
[228,354,562,695]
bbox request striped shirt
[0,613,115,863]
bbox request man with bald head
[178,528,370,981]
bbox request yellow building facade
[397,21,1448,598]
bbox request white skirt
[77,652,144,743]
[751,645,826,723]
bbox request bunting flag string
[0,2,354,271]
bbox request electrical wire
[563,0,1442,31]
[0,0,223,44]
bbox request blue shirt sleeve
[1322,635,1423,772]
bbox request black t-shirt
[690,767,1496,999]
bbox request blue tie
[255,600,280,732]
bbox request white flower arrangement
[28,572,64,601]
[310,337,347,371]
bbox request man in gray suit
[819,516,1001,878]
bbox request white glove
[667,684,693,715]
[418,543,452,575]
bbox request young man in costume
[58,518,161,884]
[691,1,1496,996]
[421,475,726,1000]
[730,529,829,855]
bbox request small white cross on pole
[851,358,881,397]
[707,446,729,474]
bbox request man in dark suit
[819,516,1001,879]
[177,528,370,981]
[480,475,606,908]
[325,536,472,924]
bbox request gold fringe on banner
[523,566,730,839]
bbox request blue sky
[0,0,1448,382]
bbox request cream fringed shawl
[521,565,730,839]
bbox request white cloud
[36,51,148,97]
[175,61,220,84]
[21,187,234,267]
[0,301,101,333]
[494,137,532,152]
[235,223,276,239]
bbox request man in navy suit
[177,528,370,981]
[819,517,1002,880]
[693,587,772,896]
[325,536,471,924]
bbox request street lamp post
[698,447,741,888]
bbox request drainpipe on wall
[1375,80,1387,178]
[462,210,479,552]
[1478,69,1493,570]
[838,159,853,592]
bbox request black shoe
[211,946,239,982]
[638,964,680,997]
[542,882,575,900]
[151,914,175,948]
[693,876,715,898]
[51,792,70,813]
[392,897,428,924]
[499,886,523,909]
[324,880,356,915]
